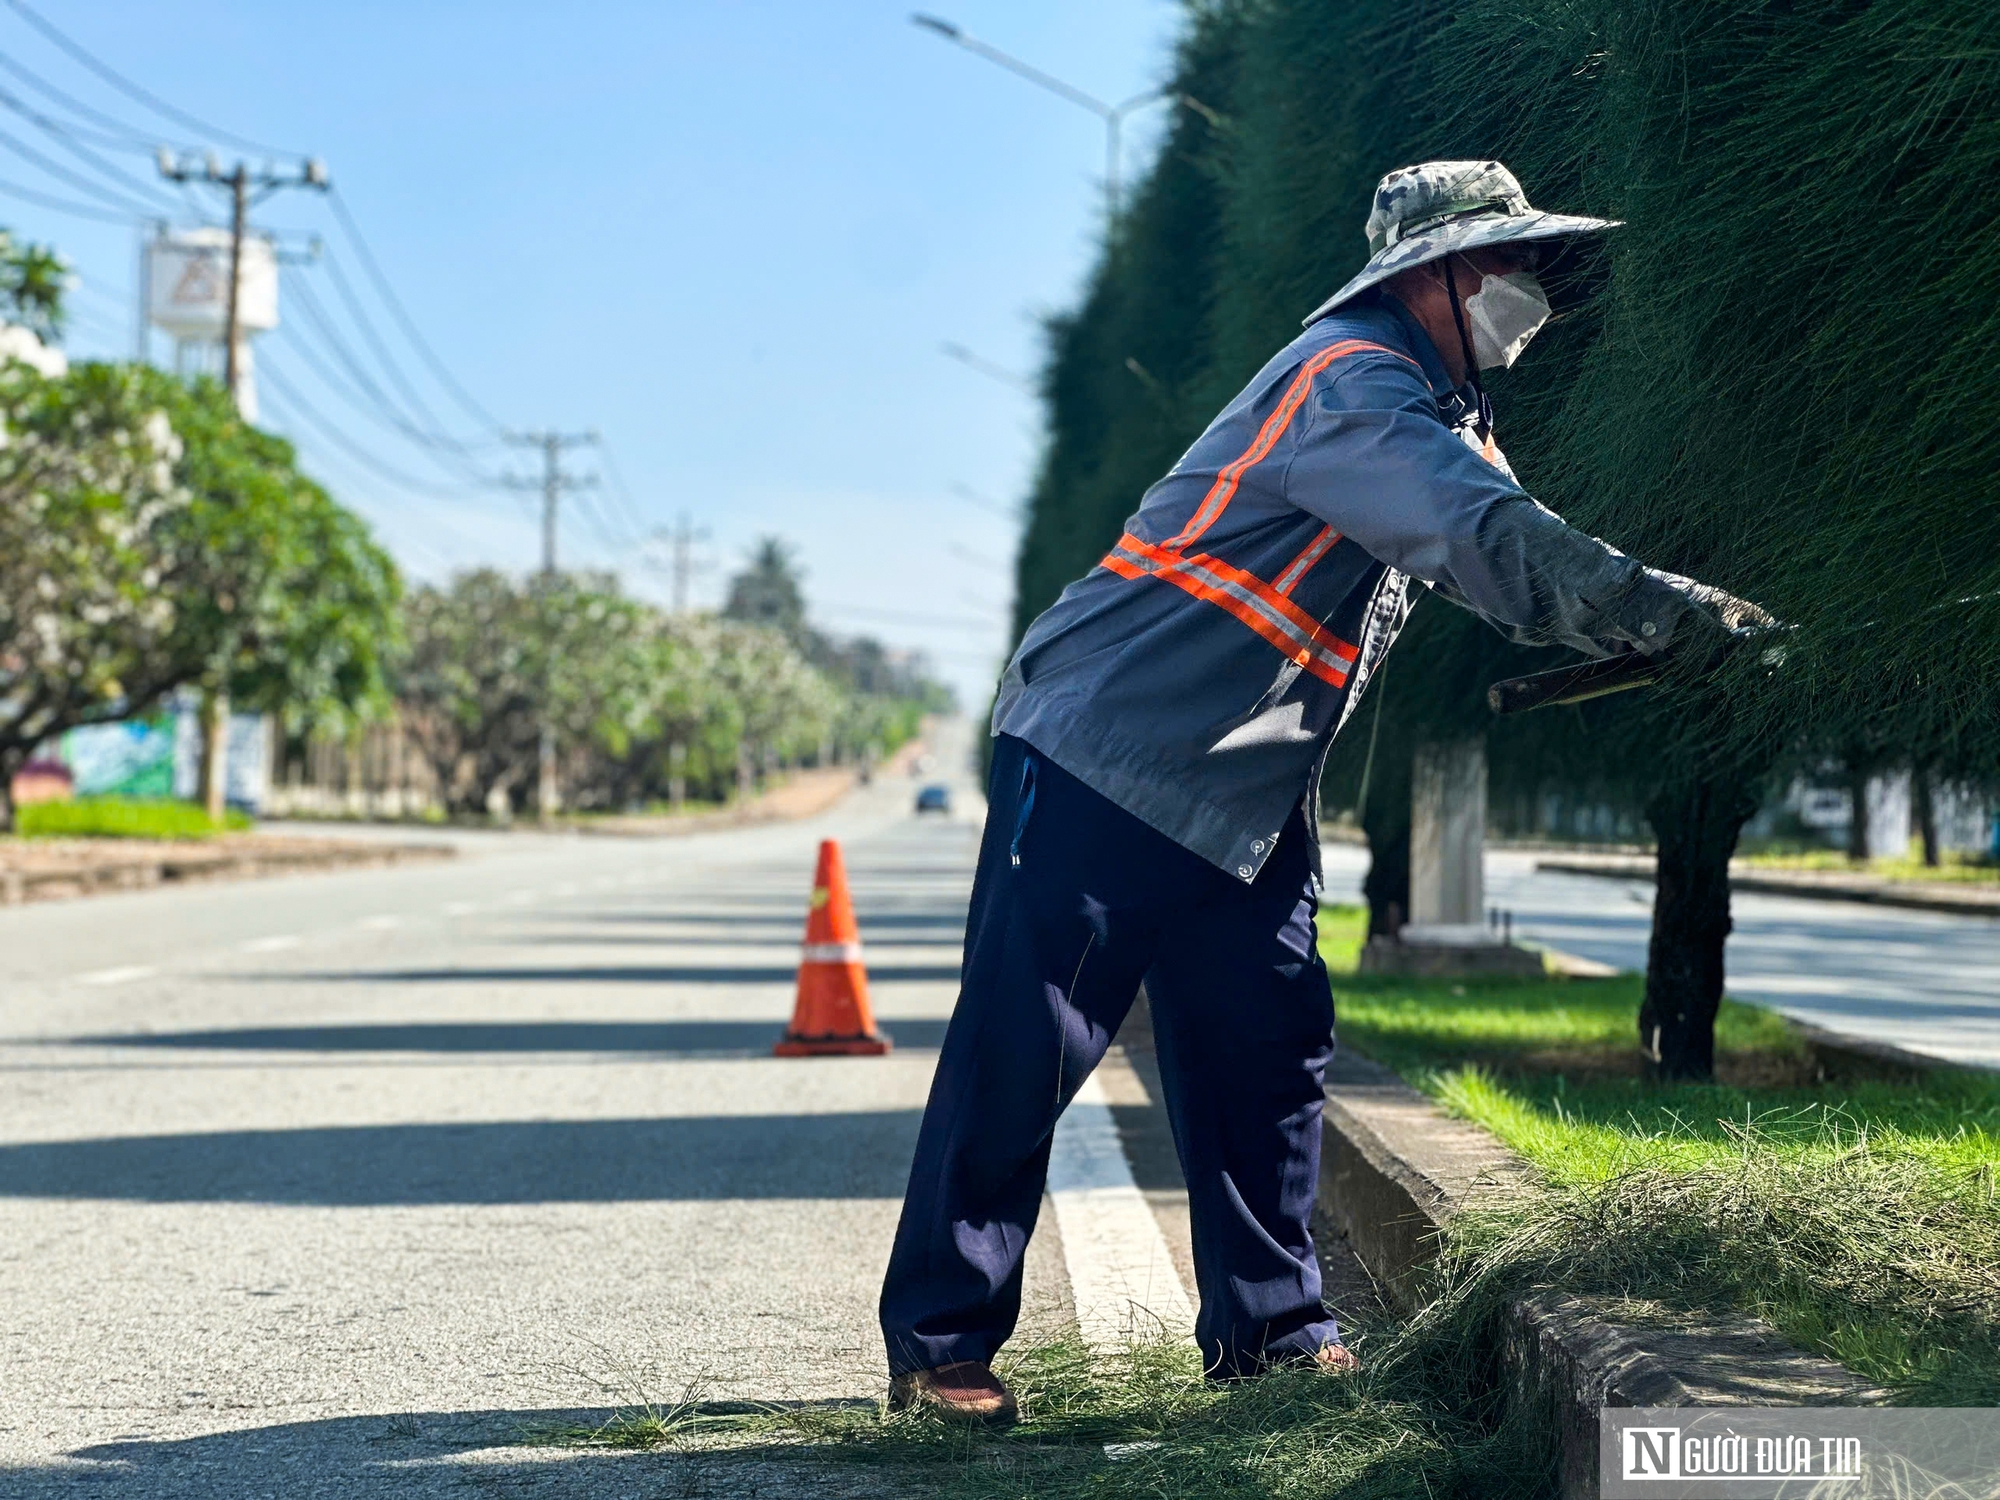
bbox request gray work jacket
[992,294,1702,885]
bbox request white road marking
[553,882,579,897]
[441,901,480,916]
[357,915,401,930]
[76,965,156,986]
[239,935,300,954]
[1046,1073,1195,1352]
[504,889,536,905]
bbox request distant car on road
[914,784,952,815]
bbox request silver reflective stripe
[1111,544,1351,679]
[1274,531,1338,594]
[801,942,865,964]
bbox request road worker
[879,160,1764,1423]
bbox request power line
[0,82,182,212]
[273,305,504,489]
[0,118,159,215]
[278,267,500,483]
[0,44,172,152]
[326,187,504,434]
[315,241,471,447]
[593,437,656,541]
[258,356,505,504]
[0,0,296,159]
[0,168,132,222]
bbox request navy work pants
[879,734,1341,1379]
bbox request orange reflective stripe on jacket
[1103,531,1361,689]
[1107,340,1409,686]
[1161,339,1416,552]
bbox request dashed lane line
[75,965,156,987]
[239,935,300,954]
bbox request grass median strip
[14,796,250,840]
[1319,903,2000,1405]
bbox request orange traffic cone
[774,839,892,1056]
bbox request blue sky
[21,0,1184,707]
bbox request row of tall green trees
[1014,0,1998,1077]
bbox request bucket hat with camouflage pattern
[1303,159,1618,324]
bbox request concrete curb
[1535,854,2000,919]
[1790,1017,1980,1081]
[0,839,453,906]
[1319,1051,1885,1497]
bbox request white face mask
[1462,269,1551,370]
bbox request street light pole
[911,13,1171,217]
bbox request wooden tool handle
[1486,652,1664,715]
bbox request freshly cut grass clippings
[536,1335,1556,1499]
[15,796,250,840]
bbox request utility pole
[157,151,328,415]
[155,151,327,824]
[505,430,599,822]
[650,512,712,617]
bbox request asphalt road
[1319,846,2000,1068]
[0,720,1059,1498]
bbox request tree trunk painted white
[1408,739,1485,929]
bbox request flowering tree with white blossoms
[0,357,399,830]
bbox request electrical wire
[280,267,497,476]
[0,168,132,222]
[0,45,175,153]
[257,355,505,504]
[325,186,503,433]
[0,0,562,560]
[315,241,471,449]
[0,117,160,215]
[571,486,635,555]
[273,309,504,490]
[0,0,296,159]
[593,437,653,538]
[0,82,183,212]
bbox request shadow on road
[579,911,968,930]
[79,1020,950,1054]
[509,933,961,950]
[21,1403,901,1500]
[235,964,964,985]
[0,1110,923,1204]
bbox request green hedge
[1019,0,2000,821]
[17,797,250,840]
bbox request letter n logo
[1622,1427,1681,1479]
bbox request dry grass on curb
[527,1328,1554,1499]
[527,1133,2000,1496]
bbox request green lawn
[15,797,251,840]
[1319,903,2000,1402]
